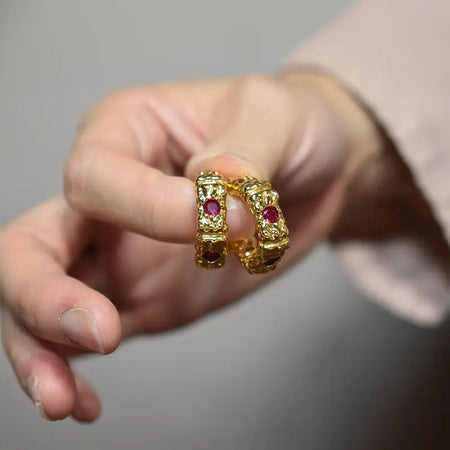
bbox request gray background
[0,1,448,449]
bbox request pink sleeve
[287,0,450,325]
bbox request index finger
[0,198,121,353]
[65,87,194,242]
[64,84,253,243]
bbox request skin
[0,71,445,423]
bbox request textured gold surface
[228,176,289,274]
[195,172,289,273]
[195,171,228,269]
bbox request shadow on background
[256,306,449,450]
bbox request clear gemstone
[262,205,279,223]
[203,199,221,216]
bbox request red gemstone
[203,199,221,216]
[203,251,220,262]
[264,256,281,266]
[262,205,279,223]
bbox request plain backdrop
[0,1,448,449]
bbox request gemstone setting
[203,199,221,216]
[203,251,220,262]
[262,205,279,223]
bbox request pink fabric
[287,0,450,325]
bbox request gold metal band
[195,172,289,273]
[227,176,289,274]
[195,171,228,269]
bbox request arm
[285,0,450,324]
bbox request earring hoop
[195,171,229,269]
[227,176,289,274]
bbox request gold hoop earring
[195,171,229,269]
[227,176,289,274]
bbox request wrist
[279,69,419,238]
[280,69,387,186]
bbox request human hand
[0,72,390,422]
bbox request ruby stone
[203,199,221,216]
[203,251,220,262]
[262,205,279,223]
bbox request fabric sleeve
[285,0,450,325]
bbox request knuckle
[14,280,42,334]
[0,227,19,303]
[235,74,292,112]
[76,108,95,134]
[238,74,275,89]
[65,86,153,210]
[237,74,279,95]
[13,273,68,339]
[63,148,92,211]
[80,87,149,127]
[96,87,150,118]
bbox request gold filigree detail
[227,176,289,274]
[195,171,228,269]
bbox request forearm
[279,67,450,323]
[278,70,425,238]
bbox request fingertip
[59,303,121,355]
[71,374,101,423]
[186,152,264,182]
[186,153,258,240]
[90,294,122,354]
[226,196,255,240]
[26,352,77,421]
[57,281,122,355]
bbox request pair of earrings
[195,171,289,274]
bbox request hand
[0,73,387,422]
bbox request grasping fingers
[64,83,255,242]
[1,308,100,422]
[64,77,307,244]
[0,198,121,421]
[0,198,121,353]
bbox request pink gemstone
[203,251,220,262]
[203,199,221,216]
[262,205,279,223]
[264,256,281,266]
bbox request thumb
[185,77,295,238]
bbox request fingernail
[59,308,104,353]
[26,376,51,420]
[188,152,260,180]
